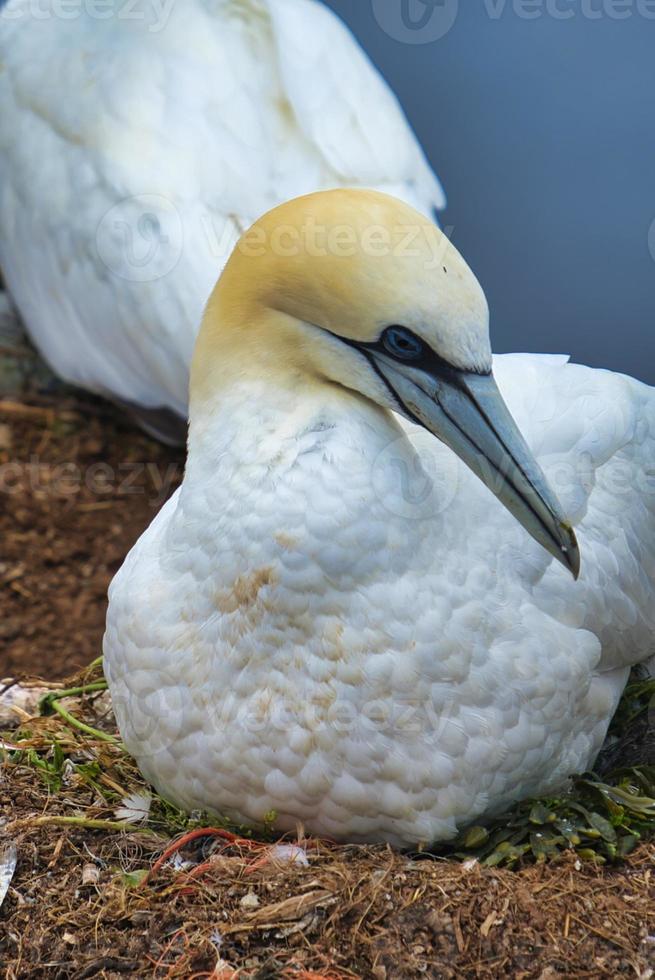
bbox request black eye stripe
[357,325,451,376]
[335,325,492,380]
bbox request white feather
[0,843,17,910]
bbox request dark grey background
[326,0,655,383]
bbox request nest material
[1,664,654,979]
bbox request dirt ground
[3,819,654,980]
[0,391,183,680]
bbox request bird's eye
[382,326,425,361]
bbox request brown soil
[0,392,182,679]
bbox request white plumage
[0,0,442,432]
[103,191,655,846]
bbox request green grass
[442,767,655,867]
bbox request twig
[567,913,635,952]
[0,400,57,420]
[7,815,145,833]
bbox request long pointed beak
[372,355,580,579]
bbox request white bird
[104,190,655,847]
[0,0,443,440]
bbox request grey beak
[372,355,580,579]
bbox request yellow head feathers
[192,189,490,401]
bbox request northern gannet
[104,190,655,847]
[0,0,442,441]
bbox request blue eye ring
[382,326,425,361]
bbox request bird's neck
[187,304,400,479]
[183,321,454,588]
[187,363,397,485]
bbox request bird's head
[193,189,579,577]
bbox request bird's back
[476,354,655,675]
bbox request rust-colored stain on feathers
[216,566,277,614]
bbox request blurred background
[326,1,655,383]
